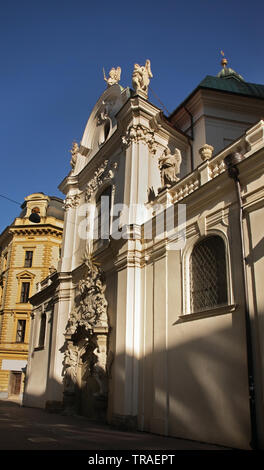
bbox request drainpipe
[184,107,194,172]
[224,152,258,450]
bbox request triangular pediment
[16,270,35,280]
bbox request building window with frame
[190,235,228,313]
[38,313,47,348]
[94,186,112,242]
[16,319,26,343]
[24,251,33,268]
[20,281,30,303]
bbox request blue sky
[0,0,263,233]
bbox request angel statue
[158,147,182,188]
[132,59,153,98]
[103,66,121,87]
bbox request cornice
[116,94,161,124]
[9,224,63,237]
[29,279,59,306]
[242,186,264,213]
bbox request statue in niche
[132,59,153,97]
[70,141,79,169]
[63,342,79,393]
[103,66,121,87]
[158,147,182,187]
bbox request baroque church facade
[24,58,264,449]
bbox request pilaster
[111,240,143,428]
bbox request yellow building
[0,193,63,399]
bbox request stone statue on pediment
[103,66,121,87]
[158,147,182,187]
[132,59,153,98]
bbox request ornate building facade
[24,59,264,449]
[0,193,63,399]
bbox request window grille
[190,236,227,313]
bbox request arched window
[93,186,112,242]
[38,312,47,348]
[190,235,228,313]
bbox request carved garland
[122,124,156,152]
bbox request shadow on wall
[143,314,251,449]
[22,316,254,449]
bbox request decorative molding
[176,304,238,323]
[245,120,264,151]
[85,160,117,201]
[63,194,81,210]
[197,215,207,237]
[9,226,63,238]
[121,124,156,152]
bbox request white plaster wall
[138,194,252,449]
[245,206,264,448]
[23,310,51,408]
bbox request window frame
[24,250,33,268]
[38,312,47,348]
[20,281,31,303]
[16,271,35,305]
[89,183,115,253]
[13,312,29,344]
[16,319,27,343]
[183,230,232,316]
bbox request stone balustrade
[154,120,264,207]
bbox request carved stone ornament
[63,194,81,210]
[66,257,108,336]
[85,160,117,202]
[63,342,79,393]
[63,256,110,400]
[199,144,214,161]
[158,147,182,187]
[70,141,79,169]
[132,59,153,98]
[97,100,114,125]
[103,66,121,87]
[122,124,156,152]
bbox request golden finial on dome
[220,50,228,67]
